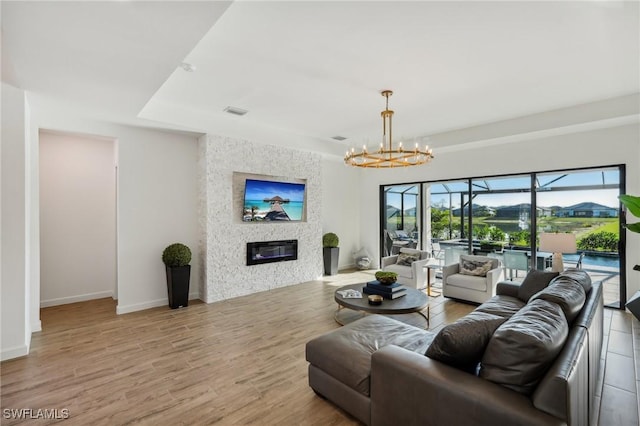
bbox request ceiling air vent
[223,106,248,116]
[331,136,347,141]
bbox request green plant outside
[322,232,339,248]
[390,206,622,251]
[162,243,192,267]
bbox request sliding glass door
[381,164,626,308]
[382,184,420,256]
[535,168,622,307]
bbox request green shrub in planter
[162,243,191,309]
[162,243,192,267]
[322,233,340,275]
[323,232,339,248]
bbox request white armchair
[442,254,503,304]
[381,247,431,290]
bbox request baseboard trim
[1,344,29,361]
[31,319,42,333]
[40,291,114,308]
[116,298,167,315]
[116,294,201,315]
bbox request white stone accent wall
[199,134,323,303]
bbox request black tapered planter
[166,265,190,309]
[323,247,339,276]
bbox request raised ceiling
[2,1,639,156]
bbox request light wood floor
[0,269,637,425]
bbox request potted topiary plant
[162,242,191,309]
[322,232,339,276]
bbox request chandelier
[344,90,434,168]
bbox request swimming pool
[564,253,620,269]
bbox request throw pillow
[426,311,507,373]
[396,252,419,266]
[517,270,559,302]
[460,260,493,277]
[479,299,568,395]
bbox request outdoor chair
[444,246,468,266]
[503,250,529,280]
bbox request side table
[424,264,442,297]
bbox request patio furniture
[444,246,468,266]
[503,250,529,279]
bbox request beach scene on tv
[243,179,305,222]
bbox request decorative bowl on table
[375,271,398,285]
[368,295,383,305]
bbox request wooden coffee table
[334,283,429,328]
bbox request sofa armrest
[381,255,399,268]
[370,345,564,426]
[496,280,521,298]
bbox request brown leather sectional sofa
[306,269,603,426]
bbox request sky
[244,179,305,202]
[387,170,621,210]
[391,188,620,210]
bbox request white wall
[321,156,362,269]
[357,123,640,300]
[39,131,117,306]
[1,83,31,360]
[199,135,323,303]
[114,126,201,314]
[24,108,202,315]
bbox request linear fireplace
[246,240,298,266]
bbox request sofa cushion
[426,311,507,372]
[396,252,420,266]
[517,270,559,302]
[305,315,434,396]
[529,276,586,323]
[479,299,569,395]
[557,268,592,294]
[474,295,525,319]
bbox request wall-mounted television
[243,179,306,222]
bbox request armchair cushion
[384,263,413,279]
[445,273,490,292]
[517,270,559,302]
[426,311,508,373]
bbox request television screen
[243,179,305,222]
